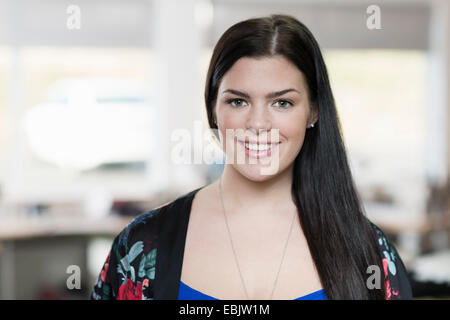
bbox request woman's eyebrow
[222,88,300,99]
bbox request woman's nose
[245,105,272,133]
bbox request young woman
[91,14,412,300]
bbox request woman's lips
[238,140,281,159]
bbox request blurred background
[0,0,448,300]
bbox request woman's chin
[233,163,281,182]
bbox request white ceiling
[0,0,431,49]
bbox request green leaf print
[119,241,144,273]
[127,241,144,263]
[102,284,110,298]
[138,256,146,278]
[138,248,157,279]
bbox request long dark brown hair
[204,14,386,299]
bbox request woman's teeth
[244,143,277,151]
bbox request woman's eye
[226,98,292,108]
[226,98,247,108]
[274,100,293,108]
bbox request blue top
[178,280,328,300]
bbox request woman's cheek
[277,120,307,156]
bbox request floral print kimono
[91,188,413,300]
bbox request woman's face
[214,55,317,181]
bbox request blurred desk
[0,215,133,241]
[364,202,450,267]
[0,214,133,299]
[365,202,432,234]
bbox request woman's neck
[218,164,296,218]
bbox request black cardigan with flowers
[91,188,413,300]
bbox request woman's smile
[237,140,281,159]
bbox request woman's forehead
[219,57,308,95]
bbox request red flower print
[118,279,143,300]
[100,252,110,282]
[100,262,109,282]
[382,258,388,278]
[385,279,391,300]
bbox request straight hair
[204,14,386,299]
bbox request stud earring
[310,123,315,128]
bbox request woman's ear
[212,104,218,126]
[212,111,217,126]
[309,102,318,126]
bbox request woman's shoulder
[367,219,414,299]
[367,219,403,267]
[91,207,165,300]
[91,188,201,300]
[114,208,162,251]
[115,187,201,251]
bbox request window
[324,49,427,223]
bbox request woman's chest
[179,207,323,300]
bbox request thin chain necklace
[218,176,296,300]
